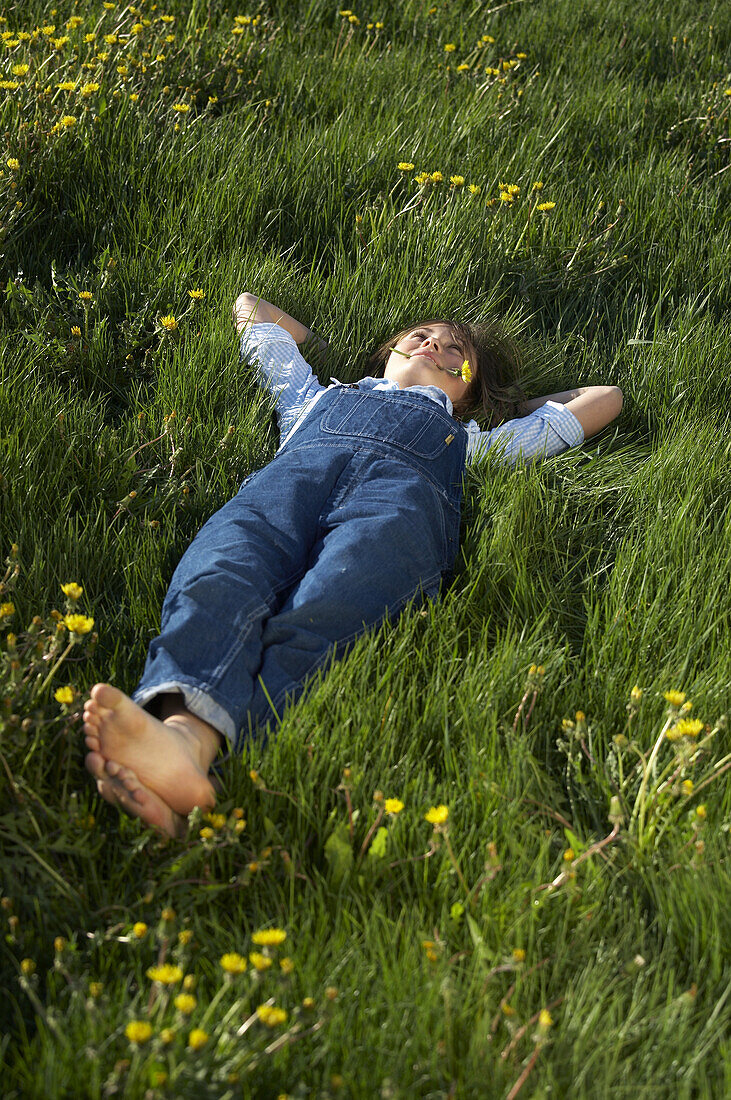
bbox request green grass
[1,1,730,1096]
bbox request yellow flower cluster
[63,613,94,635]
[125,1020,152,1044]
[666,718,704,742]
[147,964,184,984]
[424,804,449,825]
[257,1004,288,1027]
[220,952,247,974]
[251,927,287,946]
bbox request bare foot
[85,750,186,837]
[83,684,220,828]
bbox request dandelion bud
[20,958,36,976]
[608,795,624,827]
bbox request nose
[420,336,439,351]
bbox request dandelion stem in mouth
[389,347,460,375]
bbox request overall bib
[133,385,468,749]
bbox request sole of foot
[83,683,217,819]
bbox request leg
[84,447,348,829]
[247,458,448,725]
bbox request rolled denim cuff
[131,680,237,747]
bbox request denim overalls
[133,384,468,749]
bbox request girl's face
[384,323,473,406]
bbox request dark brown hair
[365,318,525,427]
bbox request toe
[91,682,124,709]
[85,751,107,781]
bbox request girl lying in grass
[83,294,622,836]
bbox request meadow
[1,0,730,1096]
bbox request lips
[412,350,438,365]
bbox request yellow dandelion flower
[563,848,575,862]
[450,175,465,187]
[220,952,247,974]
[178,929,193,945]
[5,157,18,170]
[397,161,414,171]
[468,183,481,194]
[424,804,449,825]
[538,1009,553,1029]
[696,804,707,819]
[78,292,93,302]
[63,613,94,635]
[103,34,118,45]
[537,201,556,212]
[256,1004,288,1027]
[481,35,495,44]
[188,1028,208,1050]
[444,43,456,52]
[57,81,76,91]
[348,14,360,24]
[681,780,694,795]
[664,690,686,707]
[414,171,431,185]
[132,921,148,938]
[85,34,96,43]
[0,602,15,617]
[161,907,176,921]
[512,948,526,962]
[499,191,514,203]
[204,812,226,830]
[461,360,472,383]
[457,64,470,72]
[0,81,19,91]
[125,1020,152,1044]
[280,957,295,974]
[249,952,273,971]
[132,23,144,34]
[11,64,28,76]
[88,981,104,998]
[160,314,177,331]
[146,964,184,984]
[630,684,642,702]
[172,102,190,112]
[80,82,100,96]
[384,798,404,815]
[67,16,83,30]
[71,325,82,337]
[188,288,205,299]
[430,170,443,182]
[174,993,196,1014]
[251,928,287,946]
[54,686,75,705]
[199,826,214,840]
[61,582,83,599]
[183,974,196,991]
[20,958,36,976]
[666,718,704,741]
[160,1027,175,1044]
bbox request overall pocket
[321,390,452,460]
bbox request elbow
[611,385,623,419]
